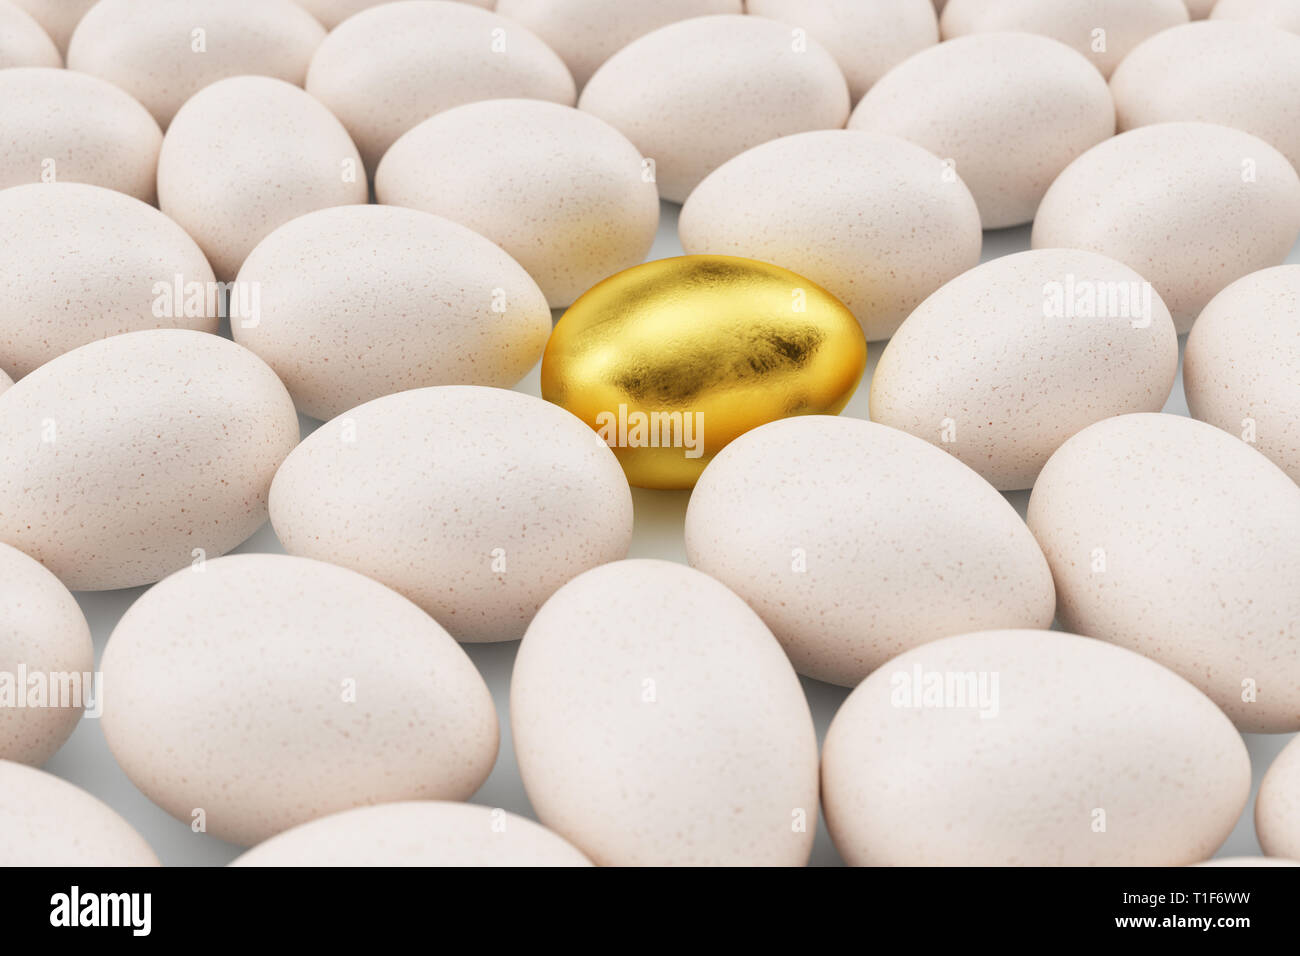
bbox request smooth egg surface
[1027,413,1300,732]
[678,129,981,342]
[0,182,217,380]
[233,204,551,421]
[577,14,850,203]
[849,32,1114,228]
[10,0,95,55]
[375,99,659,309]
[821,630,1251,866]
[230,802,592,866]
[0,329,300,591]
[511,559,820,866]
[1212,0,1300,32]
[269,386,634,642]
[0,68,161,200]
[0,0,59,67]
[685,416,1055,687]
[1032,122,1300,332]
[296,0,494,30]
[542,255,867,489]
[1256,735,1300,859]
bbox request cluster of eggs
[1,0,1300,868]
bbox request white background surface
[44,201,1300,866]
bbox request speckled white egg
[685,416,1055,687]
[496,0,742,89]
[578,14,850,204]
[0,542,91,766]
[231,802,592,866]
[66,0,325,128]
[101,554,498,847]
[512,559,819,866]
[1110,21,1300,172]
[822,630,1251,866]
[0,0,58,67]
[375,99,659,308]
[1257,735,1300,858]
[871,249,1179,490]
[157,76,367,281]
[849,32,1113,229]
[296,0,493,29]
[1213,0,1300,32]
[233,205,550,421]
[1027,413,1300,732]
[0,760,159,865]
[306,1,576,170]
[1184,266,1300,484]
[1032,122,1300,332]
[940,0,1188,77]
[740,0,938,102]
[11,0,96,55]
[0,68,161,200]
[270,386,634,642]
[0,183,217,380]
[0,330,299,591]
[678,130,980,341]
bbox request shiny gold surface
[541,255,867,489]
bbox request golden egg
[541,255,867,489]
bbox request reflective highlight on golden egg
[541,255,867,489]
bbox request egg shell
[296,0,493,29]
[1110,21,1300,171]
[157,76,367,281]
[1212,0,1300,32]
[0,370,10,396]
[1184,265,1300,483]
[11,0,96,54]
[678,129,981,341]
[685,416,1055,687]
[0,0,58,67]
[849,32,1114,229]
[511,559,819,866]
[0,542,92,766]
[744,0,942,103]
[1031,122,1300,332]
[306,0,576,171]
[0,68,161,201]
[0,183,217,380]
[0,329,299,591]
[540,255,867,490]
[577,14,850,204]
[375,99,659,309]
[0,760,158,865]
[822,629,1251,866]
[870,249,1179,490]
[100,554,498,847]
[66,0,325,128]
[940,0,1188,77]
[230,801,591,866]
[1257,735,1300,858]
[496,0,742,89]
[1027,413,1300,732]
[232,204,551,421]
[270,386,634,642]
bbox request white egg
[1212,0,1300,33]
[1027,413,1300,732]
[679,130,981,341]
[0,0,59,67]
[0,330,300,591]
[233,204,551,420]
[1032,122,1300,331]
[9,0,95,55]
[296,0,493,30]
[578,14,850,204]
[511,559,819,865]
[822,630,1251,865]
[270,386,634,642]
[157,76,367,281]
[101,554,499,847]
[685,416,1055,687]
[375,99,659,308]
[871,249,1179,490]
[1257,735,1300,859]
[849,32,1114,228]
